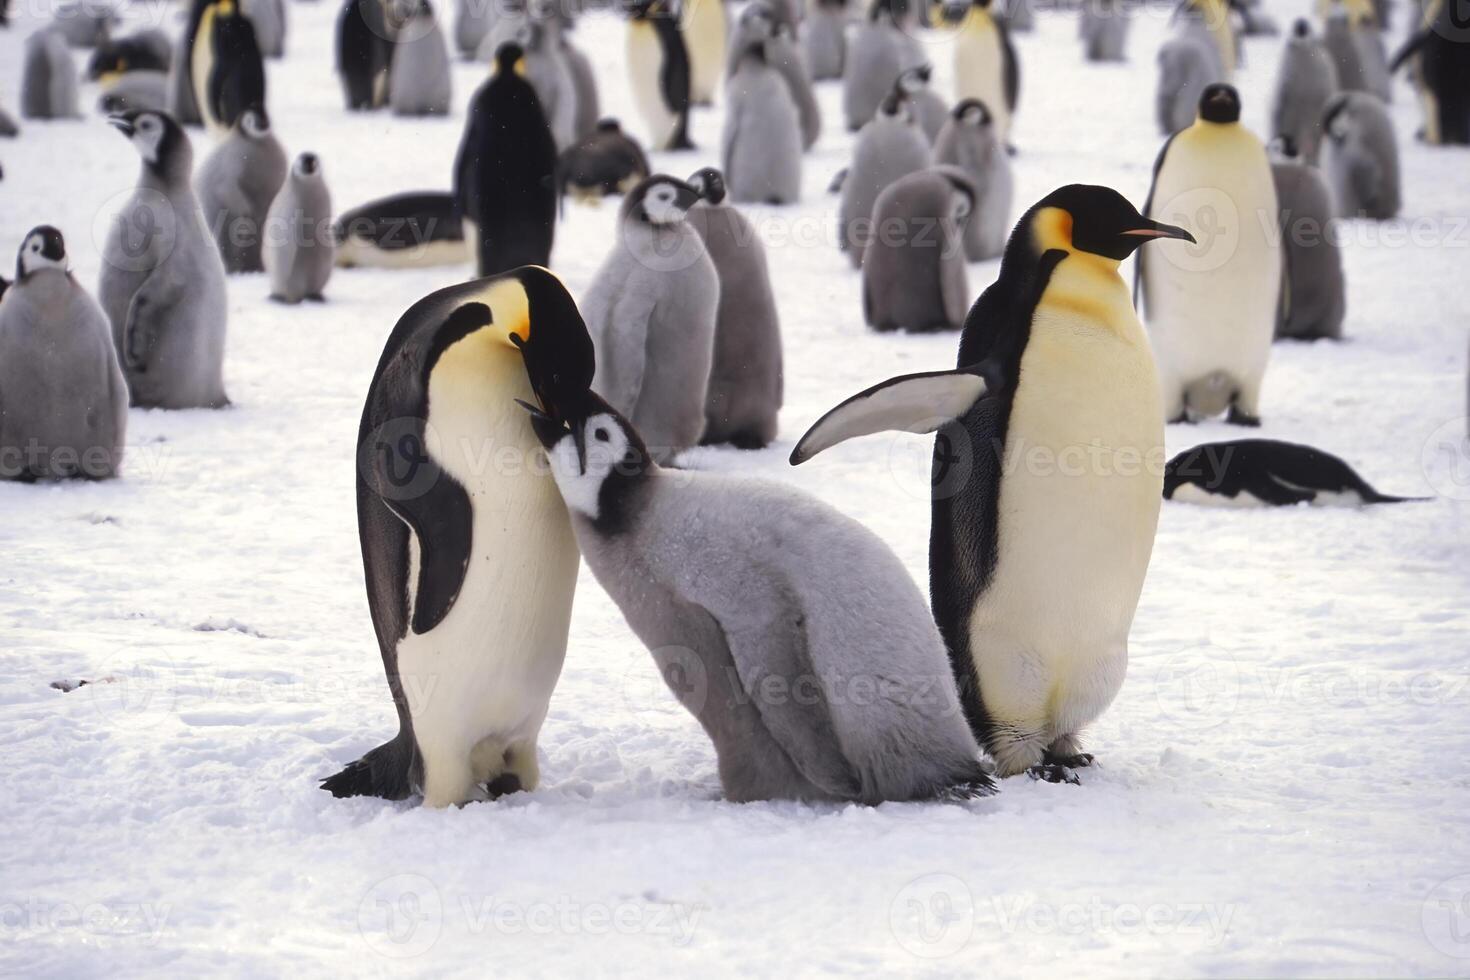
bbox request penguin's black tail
[320,733,416,800]
[1359,488,1434,504]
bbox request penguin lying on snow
[559,119,650,200]
[85,29,173,80]
[1165,440,1427,506]
[334,192,468,268]
[522,391,996,804]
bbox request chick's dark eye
[594,428,610,442]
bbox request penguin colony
[0,0,1456,810]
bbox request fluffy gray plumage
[195,107,288,273]
[1321,90,1401,219]
[1323,13,1390,101]
[479,13,577,150]
[1156,29,1222,135]
[540,404,994,805]
[862,166,973,333]
[21,29,80,120]
[1270,21,1339,164]
[838,94,931,268]
[722,41,803,205]
[561,33,600,140]
[1271,154,1346,341]
[933,99,1011,261]
[1079,0,1129,61]
[243,0,286,58]
[99,111,229,409]
[898,66,949,144]
[842,17,923,132]
[390,1,452,116]
[582,177,718,464]
[728,4,821,151]
[0,233,128,481]
[264,154,334,303]
[804,1,847,80]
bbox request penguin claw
[1044,751,1095,769]
[1026,763,1082,785]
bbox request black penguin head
[897,64,933,96]
[1291,17,1311,38]
[493,41,527,75]
[596,118,623,133]
[1198,83,1242,124]
[624,175,702,226]
[687,167,727,205]
[953,97,992,128]
[521,390,652,528]
[107,110,189,177]
[238,104,271,139]
[16,226,66,280]
[494,266,598,433]
[1025,184,1195,262]
[878,86,914,124]
[293,152,322,179]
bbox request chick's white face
[18,230,65,277]
[131,112,166,164]
[545,413,632,520]
[640,181,688,225]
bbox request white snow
[2,0,1469,974]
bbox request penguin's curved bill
[1120,221,1196,244]
[516,399,588,475]
[106,114,135,137]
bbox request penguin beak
[516,400,588,475]
[1120,220,1196,244]
[674,184,703,211]
[106,114,135,137]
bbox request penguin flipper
[375,450,474,636]
[320,731,416,800]
[1388,29,1427,74]
[1135,129,1180,309]
[122,268,179,371]
[600,288,657,416]
[789,362,1001,465]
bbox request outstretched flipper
[789,363,1000,465]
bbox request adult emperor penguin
[722,36,803,204]
[0,227,129,482]
[1390,0,1470,145]
[1164,439,1426,506]
[863,166,974,333]
[453,42,559,277]
[321,267,593,807]
[195,104,288,273]
[1320,90,1400,219]
[389,0,452,116]
[263,152,334,303]
[21,29,81,120]
[686,167,783,449]
[792,184,1193,782]
[838,85,931,268]
[335,191,469,268]
[580,175,718,464]
[1138,84,1279,425]
[934,98,1011,261]
[1270,137,1345,341]
[100,110,229,410]
[242,0,286,59]
[682,0,727,106]
[524,393,994,803]
[191,0,268,133]
[625,0,694,150]
[946,0,1019,147]
[336,0,395,110]
[1270,20,1340,165]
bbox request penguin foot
[1043,751,1094,769]
[305,293,327,303]
[1026,763,1082,785]
[484,772,523,799]
[1226,406,1262,427]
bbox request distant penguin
[626,0,694,150]
[98,71,170,115]
[839,86,931,268]
[933,98,1011,261]
[264,153,334,303]
[730,4,821,151]
[686,167,783,449]
[85,29,173,80]
[1173,0,1236,77]
[0,227,128,482]
[453,0,495,58]
[1390,0,1470,145]
[898,65,949,143]
[47,1,116,47]
[1164,440,1427,506]
[948,0,1019,146]
[1270,138,1345,342]
[683,0,727,105]
[99,110,229,409]
[242,0,286,59]
[192,0,268,132]
[1321,90,1401,219]
[1322,3,1391,100]
[1139,84,1279,425]
[525,393,995,804]
[559,119,651,200]
[1270,19,1339,164]
[863,166,973,333]
[843,5,922,132]
[337,0,395,110]
[334,191,468,267]
[454,43,559,276]
[1080,0,1129,62]
[805,0,848,80]
[195,104,288,273]
[21,29,81,120]
[167,4,204,126]
[792,185,1193,783]
[723,37,803,204]
[581,175,718,464]
[561,28,600,140]
[320,268,591,807]
[478,14,577,150]
[1156,30,1222,135]
[390,0,452,115]
[0,104,17,137]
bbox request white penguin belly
[954,22,1010,141]
[627,25,676,149]
[969,264,1163,738]
[394,343,579,807]
[1144,129,1280,394]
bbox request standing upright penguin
[321,267,593,807]
[0,227,129,482]
[453,43,559,277]
[1139,84,1279,425]
[682,0,727,106]
[947,0,1019,146]
[686,168,783,449]
[264,152,334,303]
[168,0,208,126]
[1079,0,1129,62]
[898,65,950,144]
[191,0,268,133]
[560,23,600,140]
[389,0,452,116]
[1390,0,1470,145]
[1270,19,1340,164]
[626,0,694,150]
[729,3,821,151]
[1322,0,1391,100]
[805,0,849,80]
[195,104,288,273]
[838,86,931,267]
[336,0,395,110]
[478,13,578,151]
[99,110,229,409]
[1320,90,1401,218]
[580,175,718,464]
[1270,137,1345,341]
[21,29,81,120]
[792,185,1193,782]
[842,2,923,131]
[934,98,1011,261]
[1156,29,1222,135]
[862,166,974,333]
[722,36,803,204]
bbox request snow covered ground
[1,0,1469,974]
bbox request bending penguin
[0,227,129,482]
[1165,439,1428,506]
[100,110,229,410]
[686,167,783,450]
[625,0,693,150]
[1138,84,1279,425]
[195,104,288,274]
[523,392,995,804]
[321,267,593,807]
[792,184,1194,783]
[722,34,803,204]
[264,152,334,303]
[862,166,974,333]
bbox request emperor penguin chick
[390,0,453,117]
[580,176,719,464]
[933,98,1012,261]
[526,394,995,804]
[263,152,334,303]
[838,86,931,268]
[805,0,849,80]
[1270,19,1339,164]
[863,166,974,333]
[1320,90,1401,219]
[722,37,803,205]
[1269,138,1345,341]
[195,104,288,274]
